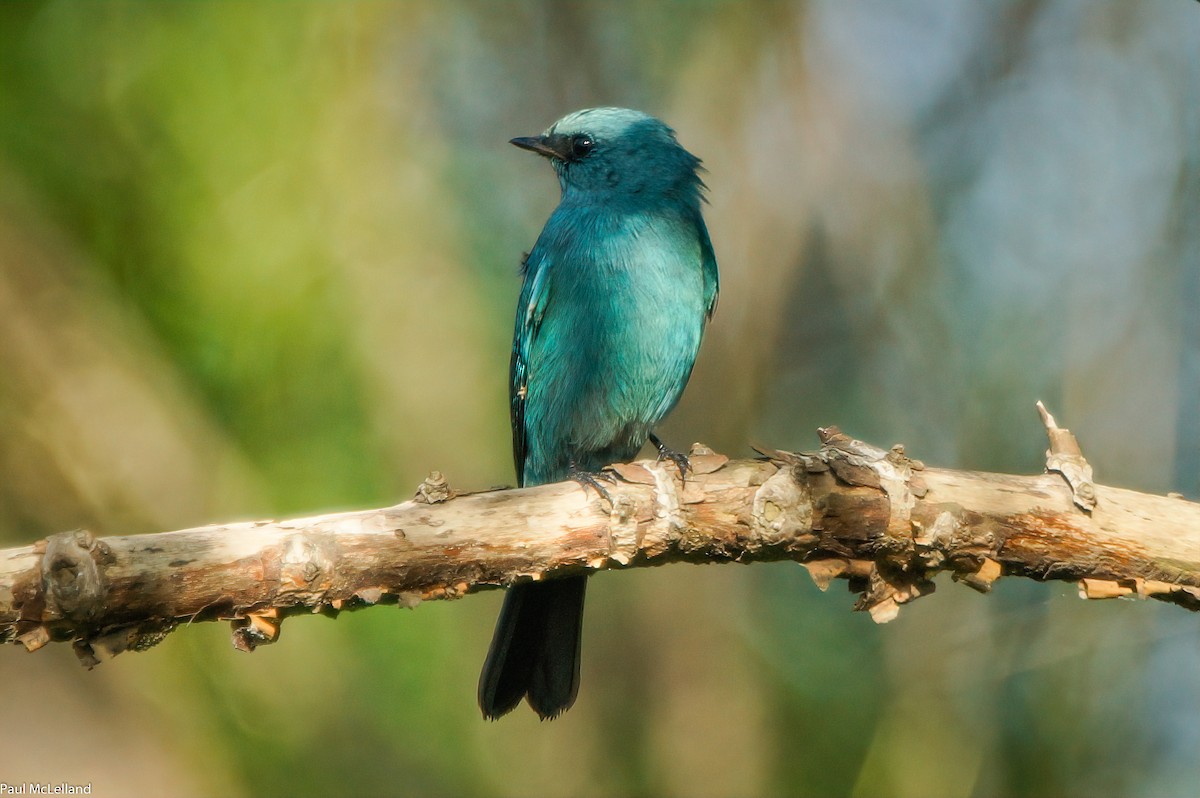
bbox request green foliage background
[1,2,1198,796]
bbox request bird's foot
[569,461,615,504]
[649,433,691,481]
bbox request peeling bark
[2,416,1199,669]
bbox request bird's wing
[510,247,552,487]
[698,216,719,320]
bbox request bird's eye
[571,135,594,159]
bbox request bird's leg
[569,460,615,505]
[648,433,691,481]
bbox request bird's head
[511,107,704,206]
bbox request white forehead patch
[547,107,657,140]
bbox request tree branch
[3,409,1199,668]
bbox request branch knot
[42,529,110,625]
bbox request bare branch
[3,410,1199,668]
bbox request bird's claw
[649,433,691,481]
[570,462,615,505]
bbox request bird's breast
[523,209,707,470]
[563,211,705,359]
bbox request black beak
[510,134,570,161]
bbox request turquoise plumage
[479,108,718,720]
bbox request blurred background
[1,1,1198,796]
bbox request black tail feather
[478,576,586,720]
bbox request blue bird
[478,108,719,720]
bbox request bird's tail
[478,576,586,720]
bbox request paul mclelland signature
[0,785,92,795]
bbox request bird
[478,107,719,720]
